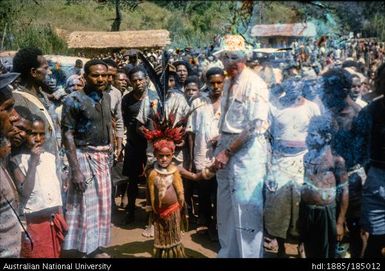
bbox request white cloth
[164,92,190,126]
[187,95,221,170]
[11,152,62,214]
[220,68,269,134]
[216,134,268,258]
[136,91,190,164]
[270,100,321,143]
[164,92,190,164]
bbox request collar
[84,85,103,102]
[154,163,177,175]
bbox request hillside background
[1,0,385,55]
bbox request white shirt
[11,152,62,214]
[270,99,321,143]
[187,95,221,170]
[220,68,269,134]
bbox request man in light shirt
[213,35,270,258]
[186,67,225,240]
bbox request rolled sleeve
[245,80,270,135]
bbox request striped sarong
[63,145,111,254]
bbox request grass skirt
[153,207,186,258]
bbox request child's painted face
[155,147,174,168]
[27,120,45,148]
[307,130,329,149]
[0,138,11,160]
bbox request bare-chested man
[299,115,349,258]
[321,68,367,258]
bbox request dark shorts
[299,202,336,258]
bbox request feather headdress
[142,111,185,153]
[138,50,201,152]
[137,50,171,118]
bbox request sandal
[298,243,306,258]
[94,252,111,258]
[89,248,111,258]
[263,237,278,252]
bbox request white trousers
[216,134,268,258]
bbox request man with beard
[61,59,113,258]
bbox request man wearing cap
[213,35,270,258]
[0,72,23,258]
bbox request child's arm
[22,146,41,199]
[10,147,41,199]
[335,156,349,242]
[177,165,216,181]
[178,166,199,181]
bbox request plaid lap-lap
[63,145,112,254]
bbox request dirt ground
[105,183,299,258]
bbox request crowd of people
[0,32,385,259]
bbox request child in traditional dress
[146,137,187,258]
[143,121,215,258]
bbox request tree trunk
[111,0,122,32]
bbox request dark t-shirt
[121,91,147,148]
[61,89,112,147]
[121,92,147,177]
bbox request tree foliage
[1,1,385,53]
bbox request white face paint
[307,130,326,149]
